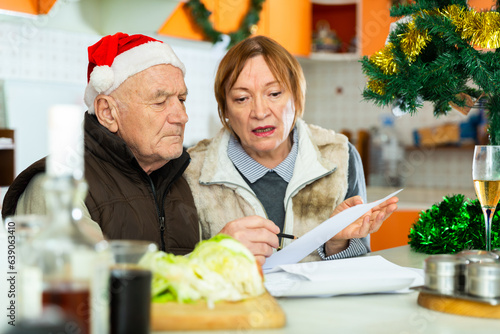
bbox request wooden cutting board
[417,292,500,319]
[150,291,286,331]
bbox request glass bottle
[30,105,109,334]
[379,114,404,187]
[369,114,404,187]
[4,214,46,322]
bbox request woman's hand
[219,216,280,266]
[324,196,399,256]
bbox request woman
[184,36,398,265]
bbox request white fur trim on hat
[84,41,186,114]
[89,65,114,93]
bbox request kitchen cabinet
[310,1,360,60]
[0,0,57,15]
[470,0,497,9]
[370,210,420,251]
[311,0,496,59]
[294,0,392,62]
[158,0,394,59]
[310,0,394,58]
[360,0,392,56]
[158,0,312,57]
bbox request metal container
[466,262,500,298]
[424,255,468,294]
[456,250,499,263]
[492,249,500,258]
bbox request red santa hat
[84,32,186,114]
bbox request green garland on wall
[409,194,500,254]
[185,0,266,48]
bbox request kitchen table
[154,246,500,334]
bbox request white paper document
[264,255,424,297]
[263,189,403,271]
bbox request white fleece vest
[184,119,349,262]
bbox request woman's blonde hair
[214,35,306,135]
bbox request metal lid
[468,262,500,278]
[467,262,500,298]
[457,250,499,263]
[424,254,468,275]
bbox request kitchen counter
[367,186,477,210]
[155,246,500,334]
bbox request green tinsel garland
[185,0,266,48]
[409,194,500,254]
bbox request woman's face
[226,55,295,166]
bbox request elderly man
[1,33,200,255]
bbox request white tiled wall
[0,21,474,190]
[300,59,384,136]
[0,24,95,83]
[170,43,221,147]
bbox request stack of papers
[264,256,423,297]
[262,189,423,297]
[263,189,403,270]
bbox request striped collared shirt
[227,127,368,260]
[227,128,298,183]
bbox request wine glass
[472,145,500,251]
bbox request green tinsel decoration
[409,194,500,254]
[361,0,500,145]
[185,0,266,48]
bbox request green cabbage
[140,234,265,304]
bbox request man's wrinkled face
[110,64,188,173]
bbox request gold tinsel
[440,4,467,30]
[370,42,398,75]
[464,11,500,49]
[399,20,431,62]
[442,5,500,49]
[367,79,386,96]
[369,4,500,76]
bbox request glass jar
[31,177,96,334]
[4,215,46,321]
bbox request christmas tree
[362,0,500,253]
[361,0,500,144]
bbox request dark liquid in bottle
[42,284,90,334]
[110,266,152,334]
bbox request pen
[277,233,298,240]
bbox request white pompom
[89,65,114,93]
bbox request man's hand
[324,196,399,256]
[219,216,280,265]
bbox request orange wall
[469,0,496,9]
[0,0,37,14]
[370,210,421,252]
[360,0,392,56]
[266,0,310,57]
[0,0,57,15]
